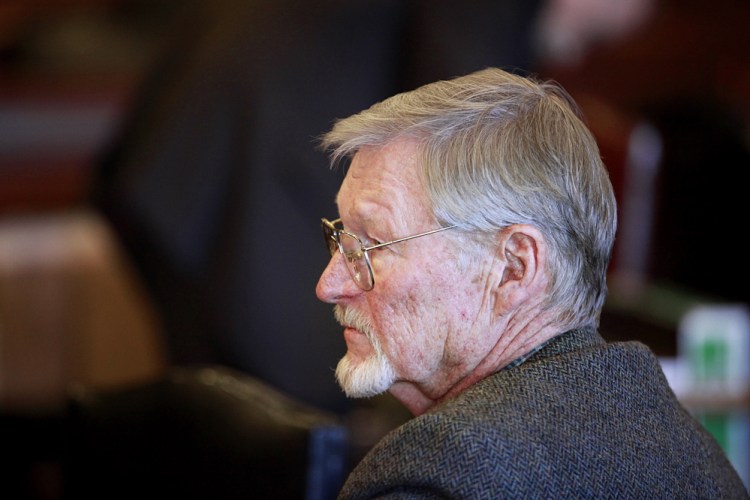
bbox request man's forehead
[337,141,421,194]
[333,141,432,232]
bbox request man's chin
[335,355,396,398]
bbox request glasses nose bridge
[327,231,341,257]
[321,218,342,256]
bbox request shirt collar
[501,327,603,371]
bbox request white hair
[321,67,617,330]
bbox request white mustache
[334,305,374,337]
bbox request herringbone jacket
[339,328,748,499]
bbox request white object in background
[678,304,750,490]
[678,304,750,397]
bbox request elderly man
[316,68,746,498]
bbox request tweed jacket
[339,328,748,499]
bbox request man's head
[317,68,617,414]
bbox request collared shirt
[501,333,562,371]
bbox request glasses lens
[338,232,374,290]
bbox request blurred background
[1,0,749,498]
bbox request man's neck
[389,311,564,416]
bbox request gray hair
[320,67,617,330]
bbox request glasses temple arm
[363,225,457,252]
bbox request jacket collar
[503,327,605,371]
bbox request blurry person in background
[316,67,747,498]
[91,0,545,415]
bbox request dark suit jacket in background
[340,329,748,499]
[91,0,543,414]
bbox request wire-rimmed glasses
[321,217,456,291]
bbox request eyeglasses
[321,217,456,291]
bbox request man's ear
[492,224,548,314]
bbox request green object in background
[679,304,750,489]
[691,337,728,385]
[698,412,729,451]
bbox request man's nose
[316,253,361,303]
